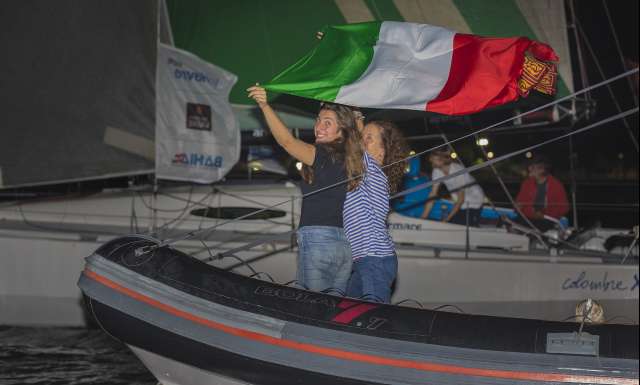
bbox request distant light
[409,150,416,155]
[248,160,262,171]
[476,137,489,147]
[450,152,458,159]
[618,153,624,160]
[487,151,494,159]
[525,151,532,159]
[295,161,303,171]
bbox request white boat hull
[130,346,250,385]
[1,184,637,326]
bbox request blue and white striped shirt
[343,152,395,260]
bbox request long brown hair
[367,120,408,194]
[301,103,364,191]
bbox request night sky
[571,0,638,169]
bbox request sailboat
[1,0,637,332]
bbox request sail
[155,44,240,183]
[166,0,573,106]
[0,0,158,188]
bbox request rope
[135,69,639,255]
[576,18,639,151]
[391,108,638,200]
[602,0,639,107]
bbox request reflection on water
[0,326,156,385]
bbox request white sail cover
[156,43,240,183]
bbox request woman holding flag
[343,120,408,303]
[248,85,362,294]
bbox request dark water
[0,326,156,385]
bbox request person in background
[515,155,569,231]
[421,150,485,226]
[344,120,408,303]
[248,85,362,294]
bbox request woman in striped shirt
[344,120,408,303]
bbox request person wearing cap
[515,155,569,231]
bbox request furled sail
[0,0,241,188]
[0,1,158,188]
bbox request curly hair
[301,103,364,191]
[367,120,408,194]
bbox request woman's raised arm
[247,85,315,165]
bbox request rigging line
[157,189,300,226]
[152,107,638,257]
[140,70,638,252]
[391,108,639,200]
[575,18,639,152]
[382,68,638,171]
[434,123,546,246]
[620,231,639,265]
[212,187,300,225]
[489,201,639,208]
[568,0,591,99]
[137,191,203,213]
[602,0,639,107]
[197,186,216,230]
[152,187,212,235]
[471,132,548,246]
[191,222,295,260]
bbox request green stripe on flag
[263,22,382,102]
[453,0,569,97]
[364,0,404,21]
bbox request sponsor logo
[388,222,422,231]
[168,56,220,86]
[186,103,212,131]
[172,153,223,168]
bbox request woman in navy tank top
[248,85,362,293]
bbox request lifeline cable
[136,69,638,254]
[391,108,638,200]
[140,106,637,257]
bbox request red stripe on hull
[83,268,636,385]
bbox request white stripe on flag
[335,21,455,110]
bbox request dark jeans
[449,208,481,227]
[347,255,397,303]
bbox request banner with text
[156,43,239,183]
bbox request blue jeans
[296,226,352,294]
[347,255,397,303]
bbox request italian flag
[263,21,558,115]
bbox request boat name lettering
[388,222,422,231]
[172,153,223,168]
[561,271,637,292]
[254,286,335,307]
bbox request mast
[567,0,586,228]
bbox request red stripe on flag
[426,33,557,115]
